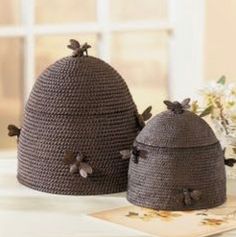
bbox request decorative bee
[223,148,236,167]
[7,124,21,143]
[164,98,191,114]
[176,188,202,206]
[81,42,91,56]
[67,39,91,57]
[120,146,147,164]
[63,151,93,178]
[136,106,152,129]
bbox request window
[0,0,205,153]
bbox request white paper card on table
[90,195,236,237]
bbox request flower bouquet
[192,76,236,179]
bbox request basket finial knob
[67,39,91,57]
[164,98,190,114]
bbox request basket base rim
[126,194,227,211]
[17,175,127,196]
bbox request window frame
[0,0,205,156]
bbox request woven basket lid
[136,98,218,148]
[26,42,135,116]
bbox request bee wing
[181,98,191,109]
[190,190,202,201]
[69,163,79,174]
[79,168,88,178]
[163,100,175,110]
[82,42,91,49]
[67,45,74,50]
[68,39,80,49]
[120,150,131,160]
[7,124,20,137]
[136,114,145,128]
[182,105,190,110]
[224,158,236,167]
[184,194,192,206]
[141,106,152,121]
[175,193,184,204]
[80,162,93,174]
[181,98,191,106]
[64,151,75,164]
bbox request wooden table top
[0,159,236,237]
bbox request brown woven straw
[8,39,151,195]
[126,98,227,211]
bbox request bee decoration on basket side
[120,106,151,163]
[120,146,147,164]
[7,124,21,143]
[64,151,93,178]
[223,148,236,167]
[176,188,202,206]
[136,106,152,129]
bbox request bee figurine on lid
[123,98,235,210]
[7,39,152,195]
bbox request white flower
[226,104,236,115]
[199,81,236,103]
[224,83,236,96]
[226,94,236,104]
[199,81,226,97]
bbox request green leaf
[217,75,226,85]
[191,100,199,114]
[199,106,213,117]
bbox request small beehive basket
[125,99,235,211]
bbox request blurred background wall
[205,0,236,82]
[0,0,235,151]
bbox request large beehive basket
[8,39,151,195]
